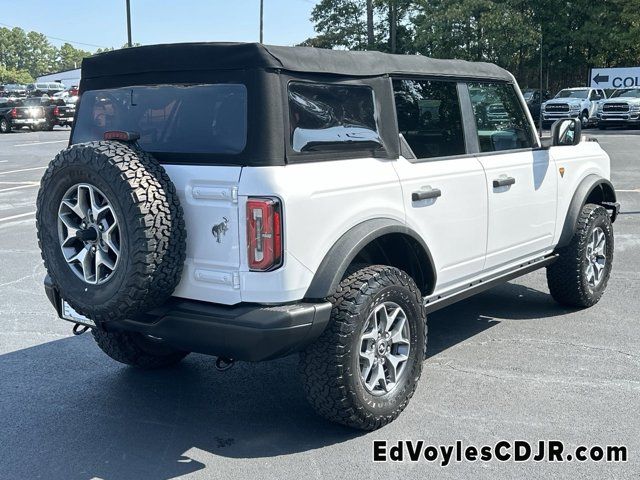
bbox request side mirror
[551,118,581,146]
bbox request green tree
[58,43,91,71]
[0,65,33,84]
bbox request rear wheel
[299,265,426,430]
[547,204,613,307]
[92,328,188,369]
[0,118,10,133]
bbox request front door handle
[412,187,442,201]
[492,176,516,188]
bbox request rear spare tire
[36,141,186,323]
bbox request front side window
[288,82,382,153]
[468,82,534,153]
[393,79,466,159]
[72,84,247,155]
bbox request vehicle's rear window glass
[393,79,466,159]
[288,82,382,153]
[72,84,247,155]
[468,82,534,152]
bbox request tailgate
[163,164,243,305]
[16,106,44,119]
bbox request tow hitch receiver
[72,323,91,335]
[215,356,235,371]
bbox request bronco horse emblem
[211,217,229,243]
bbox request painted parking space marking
[0,166,47,176]
[13,140,68,147]
[0,211,35,223]
[0,183,39,193]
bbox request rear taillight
[10,108,17,119]
[246,197,283,271]
[53,106,60,116]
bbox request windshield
[523,91,534,100]
[611,89,640,98]
[555,89,588,99]
[72,84,248,155]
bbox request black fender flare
[557,174,617,249]
[304,218,436,300]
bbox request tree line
[0,27,119,85]
[301,0,640,92]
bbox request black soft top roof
[81,42,513,82]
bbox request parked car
[0,95,75,132]
[522,88,550,120]
[52,85,80,100]
[596,88,640,129]
[36,43,618,430]
[0,97,47,132]
[541,87,606,129]
[0,83,28,99]
[26,82,65,97]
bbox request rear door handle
[492,176,516,188]
[412,187,442,201]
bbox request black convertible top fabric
[81,42,513,82]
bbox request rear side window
[468,82,535,152]
[288,82,382,153]
[392,79,466,159]
[72,84,247,155]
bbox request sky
[0,0,318,51]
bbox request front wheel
[546,204,613,307]
[299,265,426,430]
[581,111,589,129]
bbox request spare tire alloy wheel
[57,183,120,284]
[37,141,186,324]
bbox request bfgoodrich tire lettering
[546,204,613,307]
[36,141,186,323]
[299,265,426,430]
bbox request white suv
[37,43,619,430]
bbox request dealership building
[35,67,81,87]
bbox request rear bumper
[12,118,45,126]
[44,275,332,361]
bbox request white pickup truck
[542,87,607,129]
[36,43,619,430]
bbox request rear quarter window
[72,84,248,155]
[288,82,383,154]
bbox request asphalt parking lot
[1,127,639,479]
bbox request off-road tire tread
[92,329,188,369]
[36,141,186,322]
[299,265,426,430]
[546,204,613,307]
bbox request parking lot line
[0,166,47,176]
[13,140,68,147]
[0,183,39,193]
[0,211,35,223]
[617,189,640,193]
